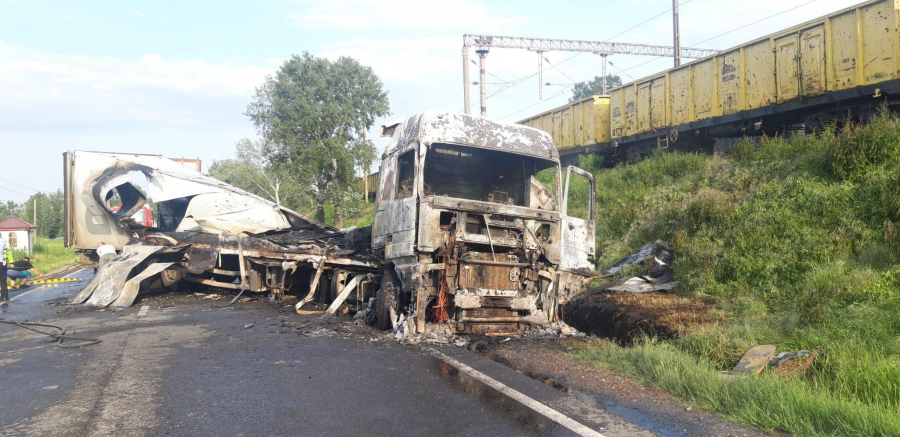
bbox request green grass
[569,338,900,437]
[10,237,77,276]
[568,110,900,435]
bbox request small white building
[0,217,35,252]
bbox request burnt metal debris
[65,111,597,333]
[594,240,677,293]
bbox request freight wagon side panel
[775,35,800,102]
[718,50,742,115]
[561,107,574,149]
[610,89,624,139]
[650,77,667,130]
[551,111,563,147]
[801,25,827,96]
[594,97,611,144]
[624,86,637,136]
[745,40,776,109]
[830,10,860,90]
[670,67,692,125]
[693,59,716,120]
[573,102,584,147]
[637,82,651,133]
[861,0,897,84]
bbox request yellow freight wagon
[523,0,900,162]
[611,0,900,141]
[518,95,610,150]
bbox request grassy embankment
[9,238,77,277]
[568,109,900,436]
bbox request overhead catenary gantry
[462,34,721,116]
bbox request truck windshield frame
[422,142,559,211]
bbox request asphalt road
[0,269,656,437]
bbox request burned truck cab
[372,112,596,334]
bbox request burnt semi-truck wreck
[371,111,596,334]
[64,111,597,333]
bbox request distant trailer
[519,0,900,165]
[170,157,202,173]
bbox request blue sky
[0,0,862,202]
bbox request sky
[0,0,864,203]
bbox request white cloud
[288,13,375,30]
[0,40,269,134]
[288,0,527,31]
[0,43,271,101]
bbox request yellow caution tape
[27,277,84,285]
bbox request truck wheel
[161,266,187,292]
[375,270,400,331]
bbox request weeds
[9,238,77,275]
[578,110,900,435]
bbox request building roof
[0,217,35,231]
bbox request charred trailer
[63,150,379,308]
[371,112,596,334]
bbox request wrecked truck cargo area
[67,151,379,309]
[66,111,598,333]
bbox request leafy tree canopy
[570,74,622,102]
[245,52,389,222]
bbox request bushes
[582,112,900,435]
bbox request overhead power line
[0,177,40,193]
[686,0,821,47]
[0,184,32,197]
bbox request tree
[209,138,309,211]
[245,52,390,223]
[570,74,622,102]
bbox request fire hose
[0,317,101,348]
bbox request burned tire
[160,266,187,292]
[375,269,400,331]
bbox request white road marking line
[11,268,87,301]
[427,348,606,437]
[137,305,149,317]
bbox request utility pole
[600,53,609,94]
[462,46,471,115]
[477,48,489,117]
[33,199,36,228]
[536,50,545,100]
[672,0,681,67]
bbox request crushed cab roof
[383,111,559,161]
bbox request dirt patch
[563,289,721,343]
